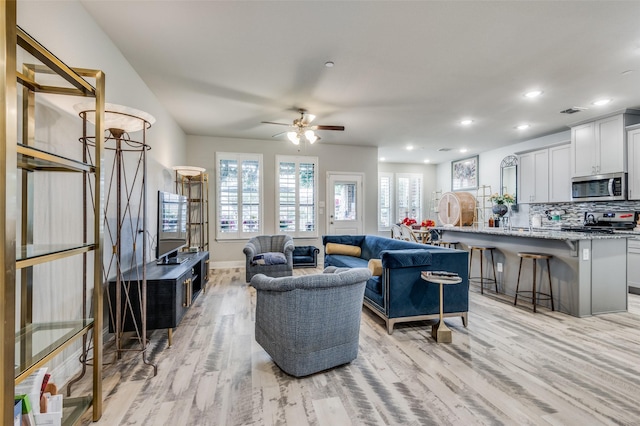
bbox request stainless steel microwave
[571,172,627,202]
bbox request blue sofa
[322,235,469,334]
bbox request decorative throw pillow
[325,242,362,257]
[252,252,287,266]
[368,259,383,276]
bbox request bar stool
[514,252,554,313]
[468,245,498,294]
[435,240,459,249]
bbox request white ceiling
[79,0,640,164]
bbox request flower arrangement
[401,217,417,226]
[488,192,515,205]
[421,219,436,228]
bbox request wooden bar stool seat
[514,252,554,313]
[468,245,498,294]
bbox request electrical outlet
[497,262,503,272]
[583,248,589,260]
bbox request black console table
[108,251,210,346]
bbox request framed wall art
[451,155,478,191]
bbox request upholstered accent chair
[250,267,372,377]
[243,235,294,283]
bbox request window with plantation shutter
[216,152,263,240]
[276,155,318,237]
[378,172,393,230]
[378,172,422,230]
[397,173,422,222]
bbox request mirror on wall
[500,155,518,204]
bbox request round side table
[420,271,462,343]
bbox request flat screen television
[156,190,188,264]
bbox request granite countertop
[434,226,635,241]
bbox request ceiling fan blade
[271,131,288,138]
[261,121,291,126]
[314,125,345,131]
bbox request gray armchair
[243,235,294,283]
[250,267,372,377]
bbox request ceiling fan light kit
[262,109,344,145]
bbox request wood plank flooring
[75,267,640,425]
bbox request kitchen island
[435,226,631,317]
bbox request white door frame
[326,172,365,235]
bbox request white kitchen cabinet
[548,144,571,202]
[571,112,640,177]
[628,237,640,294]
[519,149,549,203]
[571,121,597,177]
[627,125,640,200]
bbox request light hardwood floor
[76,267,640,425]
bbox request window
[216,152,263,240]
[276,155,318,237]
[378,173,393,230]
[377,172,422,231]
[397,173,422,222]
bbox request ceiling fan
[261,109,345,145]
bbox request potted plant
[488,193,515,217]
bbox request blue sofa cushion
[361,235,431,259]
[365,276,383,308]
[324,254,368,269]
[381,249,433,268]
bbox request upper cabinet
[571,111,640,178]
[549,144,572,202]
[519,149,549,203]
[627,124,640,200]
[518,143,571,204]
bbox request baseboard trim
[211,260,244,269]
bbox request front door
[327,172,364,235]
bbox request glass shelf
[17,144,94,173]
[62,396,93,426]
[17,27,95,97]
[17,243,95,269]
[14,319,94,383]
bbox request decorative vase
[492,204,509,217]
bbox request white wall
[17,0,187,384]
[437,131,571,226]
[186,136,378,265]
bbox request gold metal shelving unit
[174,167,209,253]
[1,15,104,425]
[475,185,493,227]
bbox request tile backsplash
[528,201,640,227]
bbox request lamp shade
[287,131,300,145]
[304,130,318,144]
[173,166,206,177]
[74,102,156,133]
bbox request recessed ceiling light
[459,148,468,153]
[516,124,530,130]
[593,98,612,106]
[524,90,543,98]
[460,119,473,126]
[406,145,414,151]
[379,157,385,162]
[324,61,335,68]
[423,159,430,163]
